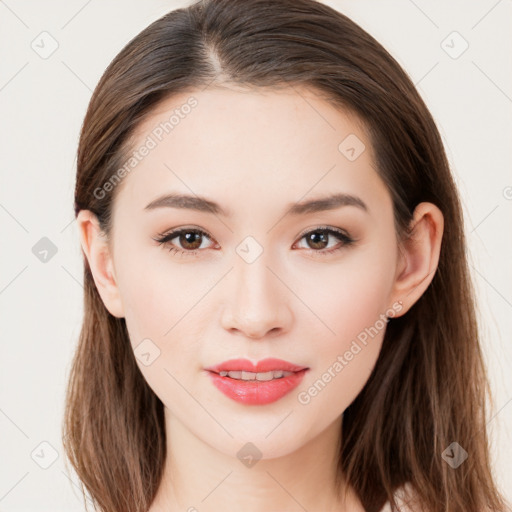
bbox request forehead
[114,84,389,219]
[132,83,368,152]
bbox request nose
[220,252,293,339]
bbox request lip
[204,358,309,405]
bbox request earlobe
[76,210,125,318]
[390,202,444,317]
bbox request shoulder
[378,483,420,512]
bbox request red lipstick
[205,358,309,405]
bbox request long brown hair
[62,1,510,511]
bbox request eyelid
[152,226,217,247]
[295,224,350,240]
[153,225,355,256]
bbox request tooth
[219,370,297,380]
[255,371,274,381]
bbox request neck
[149,408,363,512]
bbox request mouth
[204,358,309,405]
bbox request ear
[389,202,444,317]
[76,210,125,318]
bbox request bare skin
[77,83,443,511]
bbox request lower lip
[206,369,308,405]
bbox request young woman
[62,1,510,511]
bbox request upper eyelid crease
[144,192,369,217]
[155,226,354,250]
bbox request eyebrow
[144,192,369,217]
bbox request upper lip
[205,358,308,374]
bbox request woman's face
[100,85,405,458]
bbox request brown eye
[154,227,215,256]
[305,231,329,250]
[177,231,203,250]
[295,227,354,256]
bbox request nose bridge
[221,238,291,337]
[234,248,273,302]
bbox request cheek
[293,252,394,407]
[116,252,209,373]
[296,251,394,349]
[116,265,201,412]
[116,244,192,337]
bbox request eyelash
[153,226,355,258]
